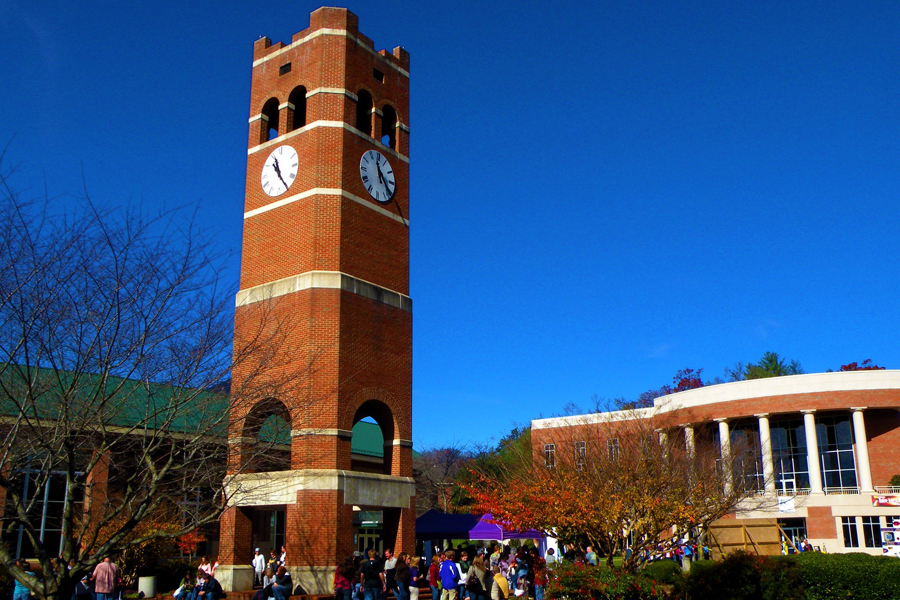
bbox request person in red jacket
[428,554,443,600]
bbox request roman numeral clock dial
[261,145,299,197]
[359,150,396,203]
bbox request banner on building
[872,495,900,507]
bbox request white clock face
[261,145,299,197]
[359,150,395,203]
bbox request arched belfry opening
[355,90,373,136]
[261,97,280,141]
[351,399,395,476]
[288,86,307,131]
[241,397,292,472]
[380,104,397,150]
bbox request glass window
[817,414,857,491]
[862,516,882,548]
[14,470,82,558]
[770,418,810,492]
[544,444,555,468]
[730,421,764,491]
[574,441,586,470]
[842,516,859,548]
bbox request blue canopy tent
[415,509,482,540]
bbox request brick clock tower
[217,8,414,594]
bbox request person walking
[463,556,488,600]
[428,554,442,600]
[92,557,120,600]
[253,549,266,587]
[334,558,356,600]
[408,556,424,600]
[13,560,35,600]
[360,550,386,600]
[383,549,397,600]
[489,568,508,600]
[439,551,460,600]
[394,553,410,600]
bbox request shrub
[545,561,665,600]
[641,559,683,584]
[672,551,803,600]
[795,552,900,600]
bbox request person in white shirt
[252,549,266,586]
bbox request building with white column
[532,370,900,555]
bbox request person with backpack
[463,555,489,600]
[439,551,460,600]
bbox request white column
[802,410,824,494]
[716,419,731,493]
[757,413,776,494]
[658,430,668,446]
[684,425,695,457]
[851,407,874,492]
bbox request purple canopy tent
[468,513,545,541]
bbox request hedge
[672,551,900,600]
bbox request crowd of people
[326,544,549,600]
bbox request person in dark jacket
[393,553,410,600]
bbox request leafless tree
[0,160,303,599]
[413,445,473,515]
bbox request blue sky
[2,0,899,450]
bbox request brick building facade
[216,8,415,593]
[532,371,900,554]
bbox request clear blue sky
[2,0,899,450]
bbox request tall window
[816,414,857,490]
[731,421,764,491]
[574,441,586,470]
[770,418,811,492]
[862,516,882,548]
[14,470,82,558]
[544,444,555,468]
[607,438,619,461]
[356,90,373,136]
[288,86,307,131]
[842,516,859,548]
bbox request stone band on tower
[217,7,413,593]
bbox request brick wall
[223,7,413,578]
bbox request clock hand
[375,162,385,184]
[271,157,289,188]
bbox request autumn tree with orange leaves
[463,408,769,572]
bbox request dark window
[355,90,373,136]
[778,518,807,550]
[863,516,882,548]
[817,414,857,491]
[771,418,811,492]
[288,86,307,131]
[731,421,764,491]
[373,68,384,83]
[380,104,397,149]
[279,63,292,75]
[261,97,280,142]
[842,516,859,548]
